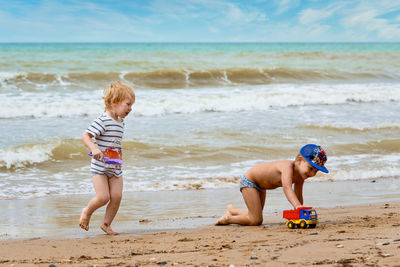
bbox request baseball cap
[300,144,328,173]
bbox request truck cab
[300,209,317,221]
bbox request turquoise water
[1,42,399,74]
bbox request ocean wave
[0,139,94,170]
[1,82,400,118]
[0,138,279,170]
[317,153,400,182]
[0,141,60,169]
[299,123,400,132]
[2,149,400,199]
[332,140,400,155]
[1,67,399,92]
[3,137,400,170]
[2,137,400,199]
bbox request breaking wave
[1,82,400,118]
[1,67,399,92]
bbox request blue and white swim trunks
[240,175,265,193]
[90,158,122,178]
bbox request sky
[1,0,399,42]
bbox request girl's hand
[91,148,103,161]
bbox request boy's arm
[281,165,303,209]
[294,181,304,205]
[82,132,103,160]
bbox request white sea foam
[1,82,400,118]
[0,71,22,79]
[312,154,400,182]
[0,91,103,118]
[0,142,59,169]
[301,122,400,131]
[2,152,400,200]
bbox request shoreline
[1,201,399,266]
[1,177,400,240]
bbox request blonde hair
[103,81,135,112]
[295,154,306,162]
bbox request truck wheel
[287,221,295,229]
[309,224,316,228]
[299,220,307,229]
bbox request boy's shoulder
[271,160,296,175]
[270,159,295,168]
[252,160,294,173]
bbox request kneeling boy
[216,144,328,226]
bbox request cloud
[0,0,399,42]
[226,4,246,21]
[222,3,267,24]
[299,6,337,25]
[341,1,400,40]
[276,0,300,14]
[0,0,154,41]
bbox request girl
[79,81,135,235]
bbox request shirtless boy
[216,144,328,226]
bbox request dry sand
[1,202,399,266]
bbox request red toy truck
[283,207,318,229]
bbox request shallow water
[1,178,398,240]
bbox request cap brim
[303,157,329,173]
[309,161,329,173]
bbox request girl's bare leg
[100,175,123,235]
[79,174,110,231]
[216,188,263,225]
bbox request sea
[1,42,400,239]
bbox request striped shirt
[86,113,125,177]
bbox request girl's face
[111,97,134,119]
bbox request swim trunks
[240,175,265,193]
[91,158,122,178]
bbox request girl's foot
[79,208,90,231]
[100,223,119,235]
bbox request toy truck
[283,207,318,229]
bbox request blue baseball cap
[300,144,328,173]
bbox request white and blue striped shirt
[86,113,125,176]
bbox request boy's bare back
[245,160,300,190]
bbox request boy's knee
[248,216,263,226]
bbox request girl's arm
[82,132,103,160]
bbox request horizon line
[1,41,399,44]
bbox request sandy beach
[1,201,399,266]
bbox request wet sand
[0,201,399,266]
[1,178,400,240]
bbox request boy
[215,144,328,226]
